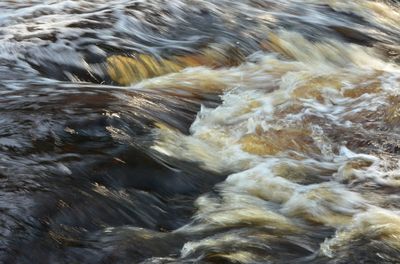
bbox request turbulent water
[1,0,400,263]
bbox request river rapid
[1,0,400,263]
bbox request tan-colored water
[128,3,400,262]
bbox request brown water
[1,0,400,263]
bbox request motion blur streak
[0,0,400,263]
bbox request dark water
[1,1,400,263]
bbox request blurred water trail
[1,0,400,263]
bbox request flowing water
[1,0,400,263]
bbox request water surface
[1,0,400,263]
